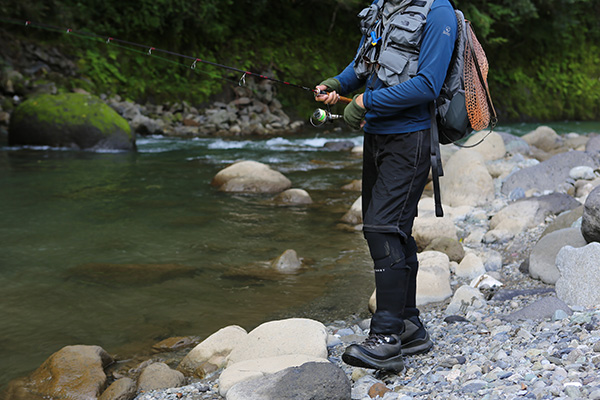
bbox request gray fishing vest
[354,0,435,87]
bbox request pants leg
[362,130,430,334]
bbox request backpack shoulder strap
[429,102,444,218]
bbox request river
[0,121,598,388]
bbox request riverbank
[4,125,600,399]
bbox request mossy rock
[8,93,135,150]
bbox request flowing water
[0,121,598,387]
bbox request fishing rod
[1,17,351,125]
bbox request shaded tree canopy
[1,0,598,121]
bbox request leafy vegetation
[1,0,598,122]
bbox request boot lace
[362,334,392,349]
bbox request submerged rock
[9,93,134,150]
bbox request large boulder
[501,151,597,196]
[556,243,600,307]
[9,93,134,150]
[211,161,291,193]
[226,318,327,367]
[7,345,113,400]
[439,148,495,207]
[529,228,587,284]
[225,362,350,400]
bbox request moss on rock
[9,93,134,151]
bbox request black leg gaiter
[402,236,420,320]
[364,231,410,335]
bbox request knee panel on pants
[364,231,407,271]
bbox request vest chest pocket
[377,47,419,87]
[387,14,425,49]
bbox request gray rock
[533,193,582,216]
[137,362,185,392]
[99,378,137,400]
[225,362,351,400]
[503,295,572,321]
[581,185,600,243]
[556,243,600,307]
[501,151,597,196]
[541,206,584,238]
[586,135,600,159]
[498,131,530,155]
[529,228,587,284]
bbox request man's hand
[344,94,367,130]
[315,84,341,105]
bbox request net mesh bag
[464,26,491,131]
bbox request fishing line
[0,17,320,94]
[1,16,352,126]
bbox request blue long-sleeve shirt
[335,0,457,134]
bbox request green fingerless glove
[344,94,367,130]
[318,77,342,93]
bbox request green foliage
[2,0,599,121]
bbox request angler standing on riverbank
[316,0,457,372]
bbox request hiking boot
[342,333,404,372]
[400,317,433,355]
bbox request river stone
[178,325,247,377]
[272,188,312,205]
[446,285,486,315]
[521,126,563,152]
[271,249,302,273]
[503,295,572,321]
[67,262,196,285]
[98,377,136,400]
[498,131,531,156]
[489,200,544,236]
[586,135,600,159]
[226,318,328,367]
[529,228,587,284]
[225,362,350,400]
[152,336,199,353]
[341,179,362,191]
[137,362,185,392]
[556,243,600,307]
[9,93,134,150]
[501,151,597,195]
[341,196,362,225]
[26,345,113,400]
[570,166,596,180]
[581,185,600,243]
[416,251,452,305]
[413,214,458,251]
[439,148,495,207]
[463,130,506,161]
[220,355,330,396]
[211,160,291,194]
[424,236,465,262]
[541,206,584,238]
[453,252,486,279]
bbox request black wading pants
[362,129,431,335]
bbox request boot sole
[342,347,405,372]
